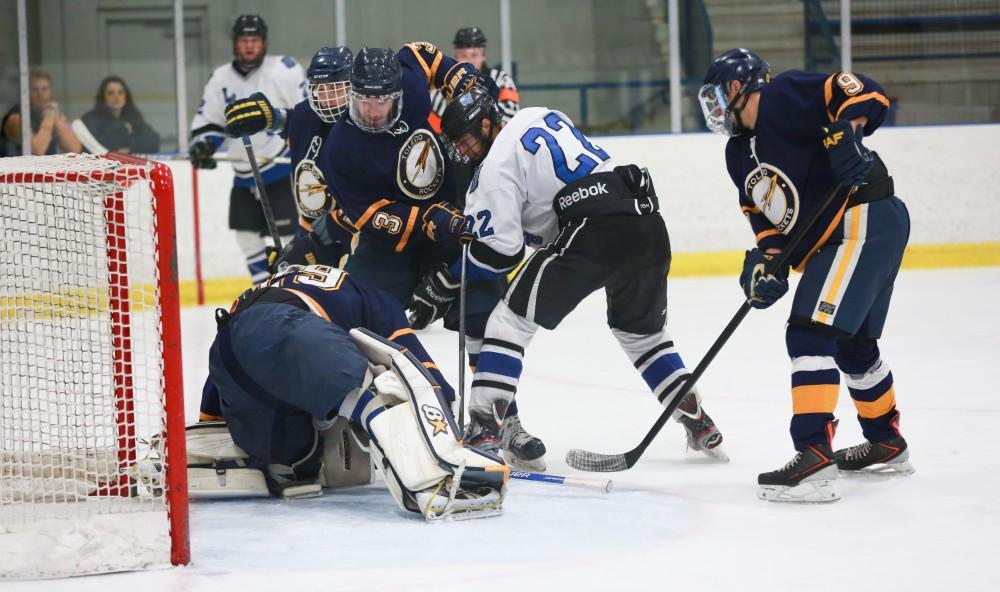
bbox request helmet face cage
[349,89,403,133]
[308,80,351,123]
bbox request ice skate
[500,413,547,472]
[835,436,914,476]
[672,390,728,462]
[757,444,840,503]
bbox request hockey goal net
[0,153,189,579]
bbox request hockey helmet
[453,26,487,49]
[348,47,403,133]
[232,15,268,72]
[232,15,268,39]
[440,87,502,165]
[307,46,353,123]
[698,48,770,136]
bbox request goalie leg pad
[318,416,373,490]
[345,328,509,520]
[185,422,268,498]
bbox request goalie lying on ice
[194,264,507,521]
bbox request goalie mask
[349,47,403,134]
[440,87,502,166]
[307,46,353,123]
[699,48,770,136]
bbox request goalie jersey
[724,70,891,270]
[461,107,618,276]
[191,55,307,188]
[199,264,454,421]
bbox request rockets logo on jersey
[397,129,445,200]
[744,162,800,233]
[294,136,333,218]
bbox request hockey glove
[740,248,789,309]
[188,140,217,170]
[421,202,469,250]
[225,92,280,138]
[408,263,460,330]
[822,120,874,187]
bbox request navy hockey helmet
[232,15,268,39]
[307,46,353,123]
[453,26,487,49]
[699,48,770,136]
[440,87,502,165]
[348,47,403,133]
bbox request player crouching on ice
[192,264,507,521]
[423,89,727,467]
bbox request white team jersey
[464,107,617,259]
[190,55,307,179]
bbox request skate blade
[840,460,915,478]
[503,450,546,472]
[691,443,730,463]
[758,479,841,503]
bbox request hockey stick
[457,239,471,433]
[240,134,283,253]
[566,182,856,472]
[508,470,613,493]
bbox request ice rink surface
[10,267,999,592]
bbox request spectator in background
[75,76,160,154]
[1,68,82,155]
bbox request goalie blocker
[203,279,507,521]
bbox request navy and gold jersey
[725,70,890,269]
[199,264,454,421]
[316,43,481,253]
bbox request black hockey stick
[240,134,284,253]
[566,182,856,472]
[457,239,471,433]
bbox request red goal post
[0,153,189,578]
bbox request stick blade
[565,448,629,473]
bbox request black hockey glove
[421,202,469,250]
[822,120,874,187]
[188,140,217,170]
[408,263,460,330]
[740,248,789,309]
[225,92,279,138]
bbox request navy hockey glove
[422,202,469,250]
[225,92,281,138]
[408,263,460,330]
[740,248,789,309]
[188,140,217,170]
[822,120,874,187]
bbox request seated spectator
[2,68,82,155]
[75,76,160,154]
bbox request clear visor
[308,81,350,123]
[698,83,733,136]
[348,89,403,133]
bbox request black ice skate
[672,390,728,462]
[500,413,547,472]
[835,436,914,476]
[467,410,501,456]
[757,443,840,503]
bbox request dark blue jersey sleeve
[725,137,789,252]
[823,71,890,135]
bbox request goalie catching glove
[740,248,789,309]
[408,263,460,330]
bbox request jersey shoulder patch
[282,56,297,69]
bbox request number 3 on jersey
[520,112,609,184]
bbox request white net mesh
[0,153,187,579]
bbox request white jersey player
[188,15,307,283]
[433,89,728,469]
